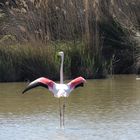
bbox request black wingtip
[22,91,25,94]
[22,86,32,94]
[75,83,84,89]
[22,89,27,94]
[22,82,49,94]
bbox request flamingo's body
[22,51,86,127]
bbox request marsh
[0,75,140,140]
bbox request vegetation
[0,0,139,81]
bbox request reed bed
[0,43,58,81]
[0,41,105,81]
[0,0,139,81]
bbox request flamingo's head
[58,51,64,57]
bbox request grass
[0,43,58,81]
[0,41,108,82]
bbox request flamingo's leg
[62,98,66,128]
[59,98,62,128]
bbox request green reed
[0,41,105,81]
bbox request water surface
[0,75,140,140]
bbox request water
[0,75,140,140]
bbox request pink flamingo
[22,51,86,127]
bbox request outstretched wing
[22,77,55,94]
[67,76,86,91]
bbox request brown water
[0,75,140,140]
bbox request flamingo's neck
[60,54,64,84]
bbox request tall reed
[0,0,139,81]
[0,43,60,81]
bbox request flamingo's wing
[22,77,55,94]
[67,76,86,91]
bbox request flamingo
[22,51,86,127]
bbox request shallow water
[0,75,140,140]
